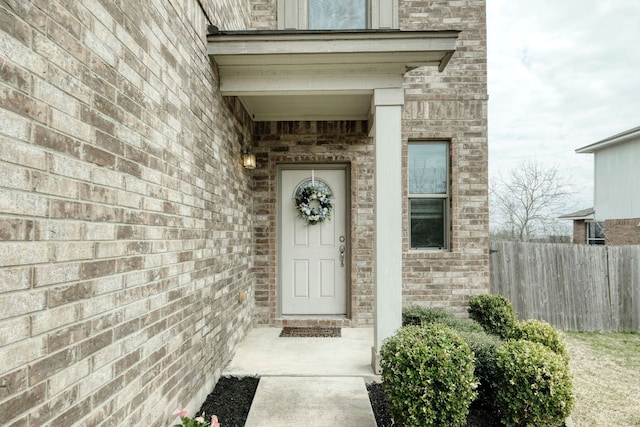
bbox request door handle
[339,245,345,267]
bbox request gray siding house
[0,1,488,425]
[564,126,640,245]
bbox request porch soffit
[207,30,459,121]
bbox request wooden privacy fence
[490,241,640,332]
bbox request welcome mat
[279,327,341,338]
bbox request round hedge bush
[380,324,477,427]
[494,340,574,427]
[468,294,519,339]
[516,319,569,362]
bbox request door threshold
[275,316,352,328]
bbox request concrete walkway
[223,328,379,427]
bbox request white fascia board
[207,31,459,83]
[208,30,458,120]
[219,73,403,95]
[207,31,459,56]
[576,125,640,153]
[250,111,370,121]
[214,52,447,68]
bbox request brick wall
[604,218,640,245]
[251,0,277,29]
[252,121,375,326]
[572,219,587,244]
[0,1,255,425]
[247,0,489,321]
[400,0,490,315]
[0,0,489,424]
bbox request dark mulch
[367,382,503,426]
[197,376,259,427]
[279,327,341,337]
[366,382,393,426]
[198,376,563,427]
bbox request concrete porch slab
[244,376,377,427]
[223,327,379,426]
[223,327,377,378]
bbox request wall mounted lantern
[242,149,256,169]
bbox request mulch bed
[198,376,514,427]
[366,382,504,427]
[279,327,341,337]
[366,382,393,426]
[197,376,259,427]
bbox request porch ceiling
[207,30,459,121]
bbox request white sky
[487,0,640,210]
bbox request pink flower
[211,415,220,427]
[173,408,189,418]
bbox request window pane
[408,143,447,194]
[410,199,445,248]
[309,0,367,29]
[587,221,605,245]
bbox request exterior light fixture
[242,149,256,169]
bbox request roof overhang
[559,207,595,220]
[207,30,459,121]
[576,125,640,153]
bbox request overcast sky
[486,0,640,210]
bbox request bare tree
[490,160,574,241]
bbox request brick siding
[0,0,489,424]
[249,0,489,322]
[400,0,490,315]
[604,218,640,245]
[572,219,587,244]
[571,218,640,245]
[0,1,254,425]
[252,121,375,327]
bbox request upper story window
[408,142,449,250]
[309,0,366,29]
[277,0,398,30]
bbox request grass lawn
[565,332,640,427]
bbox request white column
[370,88,404,373]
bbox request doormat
[279,327,341,338]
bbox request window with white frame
[408,142,449,249]
[587,221,605,245]
[277,0,397,30]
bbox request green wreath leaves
[295,185,332,225]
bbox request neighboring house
[564,126,640,245]
[559,207,602,245]
[0,1,488,425]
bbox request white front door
[280,167,348,315]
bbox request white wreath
[295,184,332,225]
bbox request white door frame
[277,163,351,317]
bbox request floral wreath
[295,183,332,225]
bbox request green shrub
[402,306,450,326]
[403,306,484,333]
[468,295,519,339]
[516,319,569,362]
[444,316,486,334]
[380,324,477,427]
[493,340,574,427]
[457,330,503,408]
